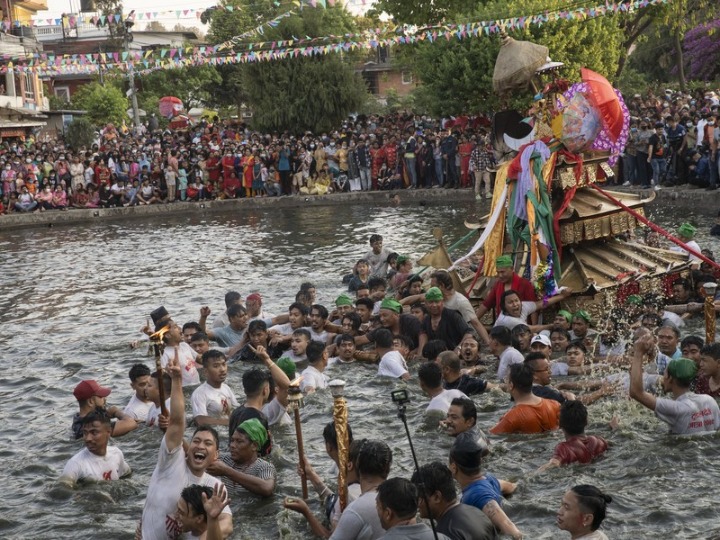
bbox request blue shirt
[460,474,502,511]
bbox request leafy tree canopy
[71,82,128,126]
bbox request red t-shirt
[553,435,608,465]
[482,273,538,315]
[694,374,720,398]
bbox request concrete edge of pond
[0,185,716,231]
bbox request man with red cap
[71,379,138,439]
[246,292,275,321]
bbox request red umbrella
[159,96,183,119]
[581,68,623,142]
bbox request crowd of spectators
[0,112,499,215]
[2,85,720,216]
[621,87,720,190]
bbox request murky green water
[1,197,719,539]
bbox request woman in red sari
[458,135,474,188]
[221,150,236,183]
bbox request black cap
[151,306,171,331]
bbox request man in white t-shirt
[418,361,468,414]
[138,353,233,540]
[159,322,201,387]
[364,234,393,277]
[630,334,720,435]
[60,409,131,486]
[301,340,330,394]
[123,363,154,423]
[191,350,239,427]
[374,328,410,380]
[490,326,524,381]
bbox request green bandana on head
[335,294,353,307]
[667,357,698,384]
[238,418,268,449]
[496,255,513,268]
[677,223,696,239]
[396,255,410,265]
[557,309,573,322]
[574,310,591,324]
[276,357,296,380]
[380,298,402,313]
[425,287,444,301]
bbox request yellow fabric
[483,162,511,277]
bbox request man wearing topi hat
[476,254,537,324]
[670,222,702,264]
[630,334,720,435]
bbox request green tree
[209,2,368,132]
[65,117,96,150]
[133,65,222,112]
[71,82,128,126]
[370,0,477,25]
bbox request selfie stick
[394,395,439,540]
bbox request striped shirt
[219,455,276,498]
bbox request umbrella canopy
[159,96,183,119]
[581,68,623,142]
[493,36,548,95]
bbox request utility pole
[124,15,141,130]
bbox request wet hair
[672,278,691,291]
[500,289,521,313]
[289,302,310,316]
[439,351,462,372]
[559,400,588,436]
[524,352,548,371]
[489,325,512,346]
[430,270,453,290]
[190,331,209,343]
[551,327,571,341]
[356,440,392,478]
[681,335,704,351]
[566,340,588,354]
[657,322,680,339]
[300,281,316,292]
[242,368,269,397]
[393,334,413,350]
[201,349,226,367]
[511,324,532,348]
[701,342,720,360]
[418,361,443,389]
[509,363,534,393]
[369,234,383,245]
[322,420,354,450]
[292,328,311,341]
[450,397,476,423]
[368,276,387,291]
[306,340,326,363]
[248,319,268,334]
[386,252,399,266]
[374,328,394,348]
[311,304,329,320]
[422,339,448,362]
[355,298,374,311]
[182,321,202,333]
[407,274,424,287]
[377,478,418,519]
[336,332,356,345]
[296,290,312,304]
[129,363,151,382]
[224,290,242,308]
[191,426,220,449]
[342,312,362,332]
[180,485,213,520]
[641,313,663,328]
[410,302,428,316]
[227,304,247,318]
[411,462,457,502]
[81,407,112,428]
[570,485,612,531]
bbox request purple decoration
[557,82,630,166]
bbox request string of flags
[0,0,670,76]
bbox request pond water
[1,197,719,540]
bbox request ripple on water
[2,201,720,538]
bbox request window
[401,71,413,85]
[23,73,35,100]
[55,87,71,102]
